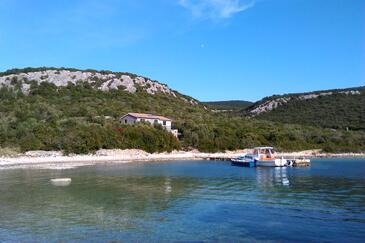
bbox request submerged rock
[50,178,72,186]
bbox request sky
[0,0,364,101]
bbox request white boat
[253,147,287,167]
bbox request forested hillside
[203,100,253,111]
[0,68,364,154]
[245,87,365,130]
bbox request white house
[120,113,179,137]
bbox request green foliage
[245,87,365,131]
[177,117,365,153]
[203,100,253,111]
[0,147,20,156]
[0,68,364,154]
[253,90,365,130]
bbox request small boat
[231,154,256,167]
[253,147,287,167]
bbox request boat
[231,154,256,167]
[253,147,287,167]
[231,147,309,168]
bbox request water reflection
[164,177,172,194]
[256,167,290,188]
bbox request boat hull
[256,158,287,167]
[231,160,256,168]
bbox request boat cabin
[253,147,276,160]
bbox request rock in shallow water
[50,178,72,186]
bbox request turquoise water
[0,159,364,242]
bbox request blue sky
[0,0,363,101]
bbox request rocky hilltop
[0,68,175,95]
[0,68,198,105]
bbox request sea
[0,158,364,242]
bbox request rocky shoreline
[0,149,364,170]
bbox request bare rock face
[0,69,177,96]
[249,97,291,115]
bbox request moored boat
[231,147,310,168]
[253,147,287,167]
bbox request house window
[124,119,127,124]
[141,119,145,122]
[163,121,166,126]
[154,119,158,124]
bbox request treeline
[202,100,253,111]
[243,86,365,131]
[254,91,365,130]
[177,117,365,153]
[0,118,180,154]
[0,73,364,154]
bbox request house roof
[121,113,172,121]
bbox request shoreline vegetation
[0,149,364,170]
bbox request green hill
[0,67,364,154]
[203,100,253,111]
[245,87,365,131]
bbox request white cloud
[178,0,255,19]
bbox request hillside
[245,87,365,130]
[0,67,364,154]
[0,67,205,153]
[203,100,253,111]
